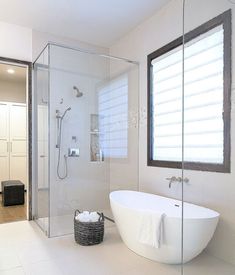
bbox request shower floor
[35,208,114,237]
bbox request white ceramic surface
[110,190,220,264]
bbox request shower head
[73,86,83,98]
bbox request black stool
[1,180,25,206]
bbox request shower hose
[56,118,68,180]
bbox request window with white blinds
[148,10,231,172]
[98,75,128,158]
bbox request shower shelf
[90,114,103,162]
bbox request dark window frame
[147,9,231,173]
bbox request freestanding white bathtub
[110,190,219,264]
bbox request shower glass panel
[146,1,184,271]
[34,43,139,237]
[183,0,235,274]
[34,46,50,235]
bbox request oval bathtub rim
[109,190,220,220]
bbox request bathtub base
[110,190,219,265]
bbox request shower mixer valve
[68,148,80,157]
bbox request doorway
[0,57,32,223]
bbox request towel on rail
[138,210,166,248]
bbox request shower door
[182,0,235,274]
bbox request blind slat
[151,25,224,164]
[98,75,128,158]
[154,55,222,84]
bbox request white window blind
[151,25,224,164]
[98,75,128,158]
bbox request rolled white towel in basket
[76,212,90,222]
[75,211,100,222]
[83,211,89,215]
[90,212,100,222]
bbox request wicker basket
[74,210,104,246]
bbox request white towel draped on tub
[138,211,166,248]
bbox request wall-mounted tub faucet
[166,176,189,188]
[166,176,179,188]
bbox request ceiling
[0,63,26,83]
[0,0,170,47]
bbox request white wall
[0,80,26,103]
[0,21,109,62]
[110,0,235,266]
[0,21,32,61]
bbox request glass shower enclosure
[33,43,139,237]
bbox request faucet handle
[178,177,190,183]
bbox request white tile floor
[0,221,235,275]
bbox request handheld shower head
[61,107,71,119]
[73,86,83,98]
